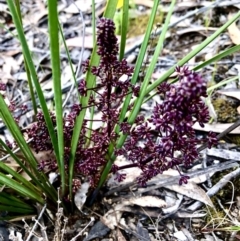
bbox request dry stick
[70,217,95,241]
[197,118,240,153]
[187,168,240,212]
[105,160,238,197]
[25,204,47,241]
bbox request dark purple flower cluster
[27,111,56,153]
[0,83,6,91]
[74,18,138,186]
[117,66,217,186]
[25,18,217,190]
[27,18,137,187]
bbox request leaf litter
[1,0,240,240]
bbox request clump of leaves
[25,18,217,196]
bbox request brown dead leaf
[124,196,166,208]
[74,182,90,211]
[63,0,92,13]
[0,55,19,84]
[66,35,94,49]
[165,182,214,207]
[116,229,127,241]
[149,169,215,185]
[134,0,153,8]
[107,157,142,187]
[206,148,240,162]
[102,196,166,229]
[41,65,76,90]
[193,122,240,134]
[217,90,240,101]
[22,0,47,25]
[101,205,123,230]
[228,13,240,45]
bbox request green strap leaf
[47,0,65,195]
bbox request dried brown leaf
[217,90,240,101]
[134,0,153,8]
[101,205,123,230]
[165,182,214,207]
[116,229,127,241]
[124,196,166,208]
[228,13,240,45]
[66,36,94,49]
[193,122,240,134]
[64,0,92,13]
[74,182,90,211]
[102,196,166,229]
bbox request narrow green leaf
[0,96,37,174]
[47,0,65,195]
[0,192,35,210]
[6,0,60,189]
[115,0,160,134]
[0,95,57,201]
[119,0,129,60]
[0,205,35,214]
[145,44,240,102]
[207,76,238,93]
[96,0,167,193]
[145,12,240,94]
[0,142,42,194]
[59,21,80,100]
[194,44,240,71]
[14,0,37,117]
[0,173,44,204]
[92,0,96,45]
[127,0,176,125]
[68,0,118,200]
[0,162,45,204]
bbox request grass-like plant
[1,0,240,220]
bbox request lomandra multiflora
[26,18,217,192]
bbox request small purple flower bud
[78,80,87,96]
[179,175,190,185]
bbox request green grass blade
[145,11,240,95]
[0,139,43,193]
[68,0,118,200]
[59,21,79,99]
[0,173,44,204]
[92,0,96,45]
[0,95,37,171]
[47,0,65,195]
[14,0,37,117]
[127,0,176,125]
[145,44,240,102]
[0,205,35,214]
[115,0,160,134]
[105,0,118,17]
[95,0,172,194]
[119,0,129,60]
[0,192,36,210]
[0,95,57,201]
[6,0,60,183]
[0,161,45,204]
[207,76,238,93]
[194,44,240,71]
